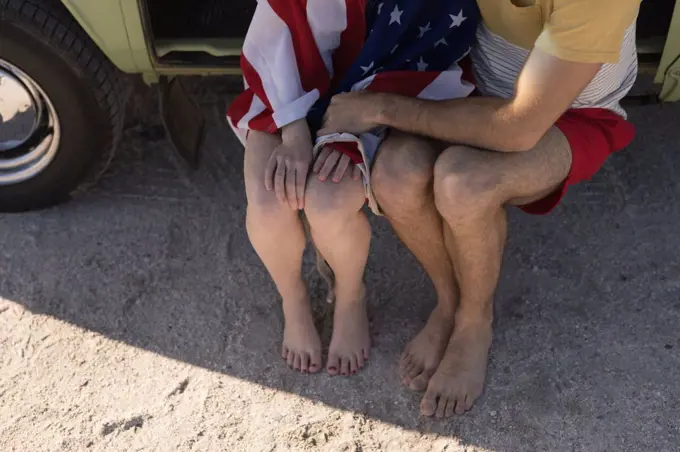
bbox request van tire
[0,0,127,212]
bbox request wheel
[0,0,127,212]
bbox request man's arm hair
[376,48,602,152]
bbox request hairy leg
[304,174,371,376]
[372,131,458,389]
[244,130,321,373]
[421,127,572,417]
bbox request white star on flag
[390,44,399,54]
[360,61,374,75]
[377,3,383,15]
[389,5,403,25]
[449,10,467,28]
[417,57,428,72]
[435,38,448,47]
[418,22,432,38]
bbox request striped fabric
[471,22,638,118]
[227,0,478,145]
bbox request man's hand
[312,147,362,183]
[318,91,382,136]
[330,49,602,152]
[264,120,313,210]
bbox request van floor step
[146,0,256,39]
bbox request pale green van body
[0,0,678,212]
[63,0,680,100]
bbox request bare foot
[400,305,455,391]
[327,289,370,376]
[420,319,492,418]
[281,289,323,374]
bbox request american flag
[228,0,479,151]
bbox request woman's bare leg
[244,131,322,373]
[304,174,371,376]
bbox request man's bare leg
[420,127,572,417]
[372,132,458,389]
[305,175,371,376]
[244,131,322,373]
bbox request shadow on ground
[1,79,679,451]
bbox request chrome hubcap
[0,58,60,185]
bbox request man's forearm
[374,94,542,152]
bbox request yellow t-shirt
[471,0,642,116]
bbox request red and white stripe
[228,0,366,143]
[353,65,473,100]
[228,0,473,145]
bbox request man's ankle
[432,300,457,319]
[454,306,493,330]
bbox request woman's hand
[312,147,362,183]
[264,120,313,210]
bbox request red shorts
[519,108,636,215]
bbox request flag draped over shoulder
[227,0,479,150]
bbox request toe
[281,345,288,360]
[455,395,466,415]
[340,357,350,376]
[409,368,435,392]
[363,348,369,360]
[435,397,448,419]
[406,363,424,382]
[402,370,416,386]
[402,358,424,386]
[327,353,340,375]
[400,359,415,380]
[401,368,413,385]
[293,354,302,372]
[349,355,358,375]
[465,395,475,412]
[445,398,456,418]
[399,351,413,372]
[399,356,411,374]
[310,350,322,374]
[300,352,310,373]
[400,343,412,361]
[399,352,410,369]
[356,352,365,369]
[286,350,295,368]
[420,391,438,417]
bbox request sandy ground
[1,79,679,452]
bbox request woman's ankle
[333,282,365,307]
[279,280,308,305]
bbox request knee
[433,146,500,219]
[304,177,365,229]
[372,132,437,212]
[245,177,291,226]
